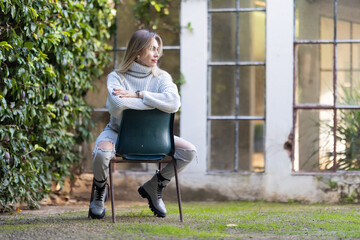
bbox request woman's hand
[112,88,136,98]
[112,89,142,98]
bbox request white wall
[180,0,208,174]
[264,0,297,198]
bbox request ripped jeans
[92,125,197,181]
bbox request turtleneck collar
[127,61,152,78]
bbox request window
[207,0,266,172]
[293,0,360,172]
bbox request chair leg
[109,161,116,223]
[173,158,183,222]
[88,181,95,219]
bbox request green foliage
[0,0,114,211]
[174,72,185,90]
[133,0,179,31]
[328,179,338,189]
[313,85,360,171]
[185,22,193,33]
[341,192,357,204]
[323,86,360,171]
[335,110,360,171]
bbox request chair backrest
[115,109,175,160]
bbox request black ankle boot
[138,171,170,218]
[89,178,108,219]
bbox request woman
[89,29,197,219]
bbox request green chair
[108,109,182,223]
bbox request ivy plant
[133,0,179,32]
[0,0,114,211]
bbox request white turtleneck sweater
[105,62,181,131]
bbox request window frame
[292,0,360,172]
[207,0,266,173]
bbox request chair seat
[119,154,167,161]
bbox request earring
[137,55,140,59]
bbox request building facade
[82,0,360,203]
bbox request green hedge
[0,0,114,210]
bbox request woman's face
[138,38,159,68]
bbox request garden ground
[0,201,360,239]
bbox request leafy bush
[0,0,114,211]
[133,0,177,31]
[318,86,360,171]
[333,87,360,171]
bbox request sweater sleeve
[142,71,181,113]
[105,72,154,118]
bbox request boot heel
[138,186,147,199]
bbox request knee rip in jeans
[174,148,197,163]
[92,141,115,161]
[97,141,114,151]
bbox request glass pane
[295,0,334,40]
[354,23,360,39]
[158,50,180,84]
[337,44,360,105]
[336,110,360,171]
[210,0,235,9]
[240,0,266,8]
[337,0,360,40]
[210,66,236,116]
[209,120,235,171]
[337,20,351,40]
[152,1,180,46]
[295,109,334,172]
[320,17,333,39]
[353,43,360,68]
[211,13,237,61]
[238,120,264,172]
[239,12,265,62]
[296,44,333,105]
[238,66,264,116]
[117,1,138,47]
[158,49,180,136]
[117,1,180,46]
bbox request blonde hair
[116,29,163,75]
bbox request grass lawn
[1,201,360,239]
